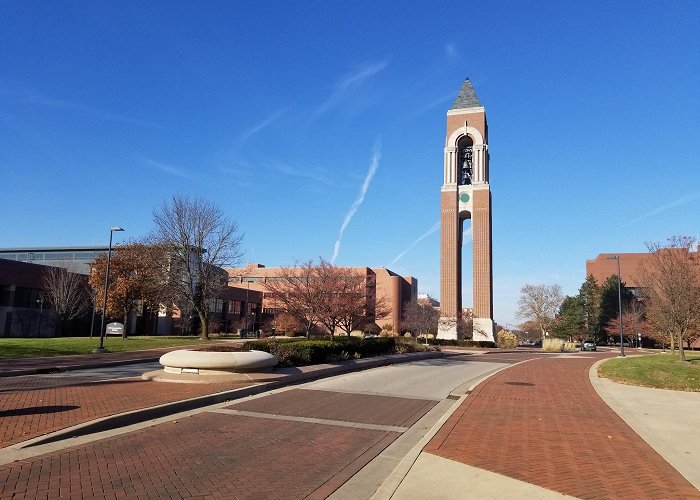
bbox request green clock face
[460,193,470,203]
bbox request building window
[13,287,43,308]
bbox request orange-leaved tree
[89,242,168,338]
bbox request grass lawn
[0,336,232,359]
[599,351,700,391]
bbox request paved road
[0,353,522,499]
[36,362,162,381]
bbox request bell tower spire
[438,78,494,341]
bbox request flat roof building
[585,253,650,290]
[0,247,108,275]
[225,264,417,334]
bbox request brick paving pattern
[0,389,436,499]
[229,388,437,428]
[425,353,700,499]
[0,375,252,448]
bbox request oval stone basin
[159,349,278,375]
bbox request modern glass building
[0,247,108,275]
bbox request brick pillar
[472,188,494,340]
[439,188,460,338]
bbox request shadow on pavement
[0,405,80,417]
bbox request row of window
[0,251,104,262]
[0,286,46,308]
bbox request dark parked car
[582,339,597,351]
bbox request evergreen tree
[554,295,585,340]
[599,274,635,341]
[579,274,602,341]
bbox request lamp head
[111,227,125,232]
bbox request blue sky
[1,1,699,326]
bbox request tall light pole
[93,226,124,353]
[606,255,625,357]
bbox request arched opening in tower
[459,216,473,322]
[457,135,473,186]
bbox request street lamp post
[93,226,124,353]
[606,255,625,357]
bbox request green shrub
[428,339,496,348]
[244,336,398,367]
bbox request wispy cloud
[314,62,387,120]
[143,158,198,181]
[622,192,700,227]
[389,220,440,267]
[331,142,382,263]
[237,108,288,145]
[267,160,332,185]
[412,92,455,118]
[0,81,163,129]
[445,43,458,58]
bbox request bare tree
[263,260,320,339]
[152,195,244,339]
[516,283,564,341]
[637,236,700,362]
[323,263,377,337]
[402,300,439,338]
[43,265,90,336]
[313,259,350,338]
[605,299,645,347]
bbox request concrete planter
[159,349,278,375]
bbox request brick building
[225,264,417,334]
[0,258,91,337]
[585,253,650,292]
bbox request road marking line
[209,408,408,433]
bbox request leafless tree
[151,194,244,339]
[516,283,564,341]
[605,299,646,347]
[263,260,320,339]
[43,265,90,336]
[402,299,439,338]
[636,236,700,362]
[320,263,378,337]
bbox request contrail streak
[331,142,381,263]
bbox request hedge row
[426,339,496,348]
[243,337,400,367]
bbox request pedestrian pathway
[420,352,700,499]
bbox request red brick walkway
[0,375,252,448]
[0,389,438,499]
[426,353,700,499]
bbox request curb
[16,350,446,449]
[370,356,538,500]
[1,356,162,377]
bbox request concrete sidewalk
[590,360,700,490]
[382,352,700,499]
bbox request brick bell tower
[438,79,494,341]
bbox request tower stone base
[437,317,459,340]
[472,317,495,343]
